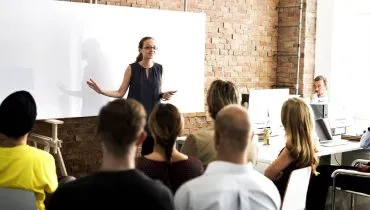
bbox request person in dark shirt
[137,103,204,193]
[87,36,176,155]
[47,99,174,210]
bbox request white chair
[281,166,312,210]
[331,159,370,210]
[0,188,37,210]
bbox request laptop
[315,118,349,147]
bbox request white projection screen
[0,0,206,119]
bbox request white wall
[315,0,370,132]
[0,0,206,119]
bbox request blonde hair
[281,97,319,171]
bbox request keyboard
[320,140,349,147]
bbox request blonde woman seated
[137,103,203,193]
[264,97,319,198]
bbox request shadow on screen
[58,38,110,117]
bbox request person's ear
[135,130,147,146]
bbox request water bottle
[263,110,271,145]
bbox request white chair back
[0,188,37,210]
[281,166,312,210]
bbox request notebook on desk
[316,118,349,147]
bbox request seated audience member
[180,80,239,168]
[310,75,329,103]
[137,103,203,193]
[0,90,58,210]
[264,97,319,198]
[47,99,174,210]
[175,105,280,210]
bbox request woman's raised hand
[87,79,103,94]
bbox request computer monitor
[315,118,333,141]
[310,104,328,120]
[248,88,289,130]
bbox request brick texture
[275,0,316,96]
[28,0,318,177]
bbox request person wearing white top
[310,75,329,104]
[174,105,281,210]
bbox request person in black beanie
[0,90,58,210]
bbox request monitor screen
[315,118,333,141]
[248,89,289,130]
[310,104,328,120]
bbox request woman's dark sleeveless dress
[127,62,162,155]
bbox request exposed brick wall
[301,0,316,97]
[32,0,285,177]
[276,0,316,96]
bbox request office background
[28,0,317,177]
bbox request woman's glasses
[143,46,158,50]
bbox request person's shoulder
[175,174,202,197]
[180,172,204,189]
[134,170,173,205]
[59,174,94,191]
[134,169,169,191]
[248,168,281,196]
[187,125,214,143]
[154,62,163,68]
[129,62,139,70]
[27,145,55,160]
[47,176,91,209]
[186,156,204,169]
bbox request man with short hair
[174,105,280,210]
[47,99,174,210]
[0,90,58,210]
[311,75,329,103]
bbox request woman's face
[140,39,157,60]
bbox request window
[316,0,370,132]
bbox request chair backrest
[281,166,312,210]
[0,188,37,210]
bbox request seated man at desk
[311,75,329,104]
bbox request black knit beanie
[0,90,37,138]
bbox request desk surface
[257,136,362,164]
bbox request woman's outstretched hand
[87,79,103,94]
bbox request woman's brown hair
[148,103,183,165]
[281,97,319,171]
[207,80,239,119]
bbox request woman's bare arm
[264,148,294,181]
[87,65,131,98]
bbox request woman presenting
[87,36,175,155]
